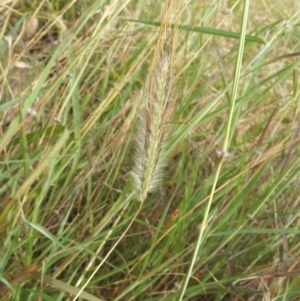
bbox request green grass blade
[124,18,265,44]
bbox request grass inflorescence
[131,22,177,202]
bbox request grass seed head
[131,2,177,202]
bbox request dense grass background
[1,0,300,300]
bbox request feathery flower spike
[132,5,177,202]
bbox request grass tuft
[2,1,300,300]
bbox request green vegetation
[1,0,300,300]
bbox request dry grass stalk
[132,2,177,202]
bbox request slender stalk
[176,0,250,299]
